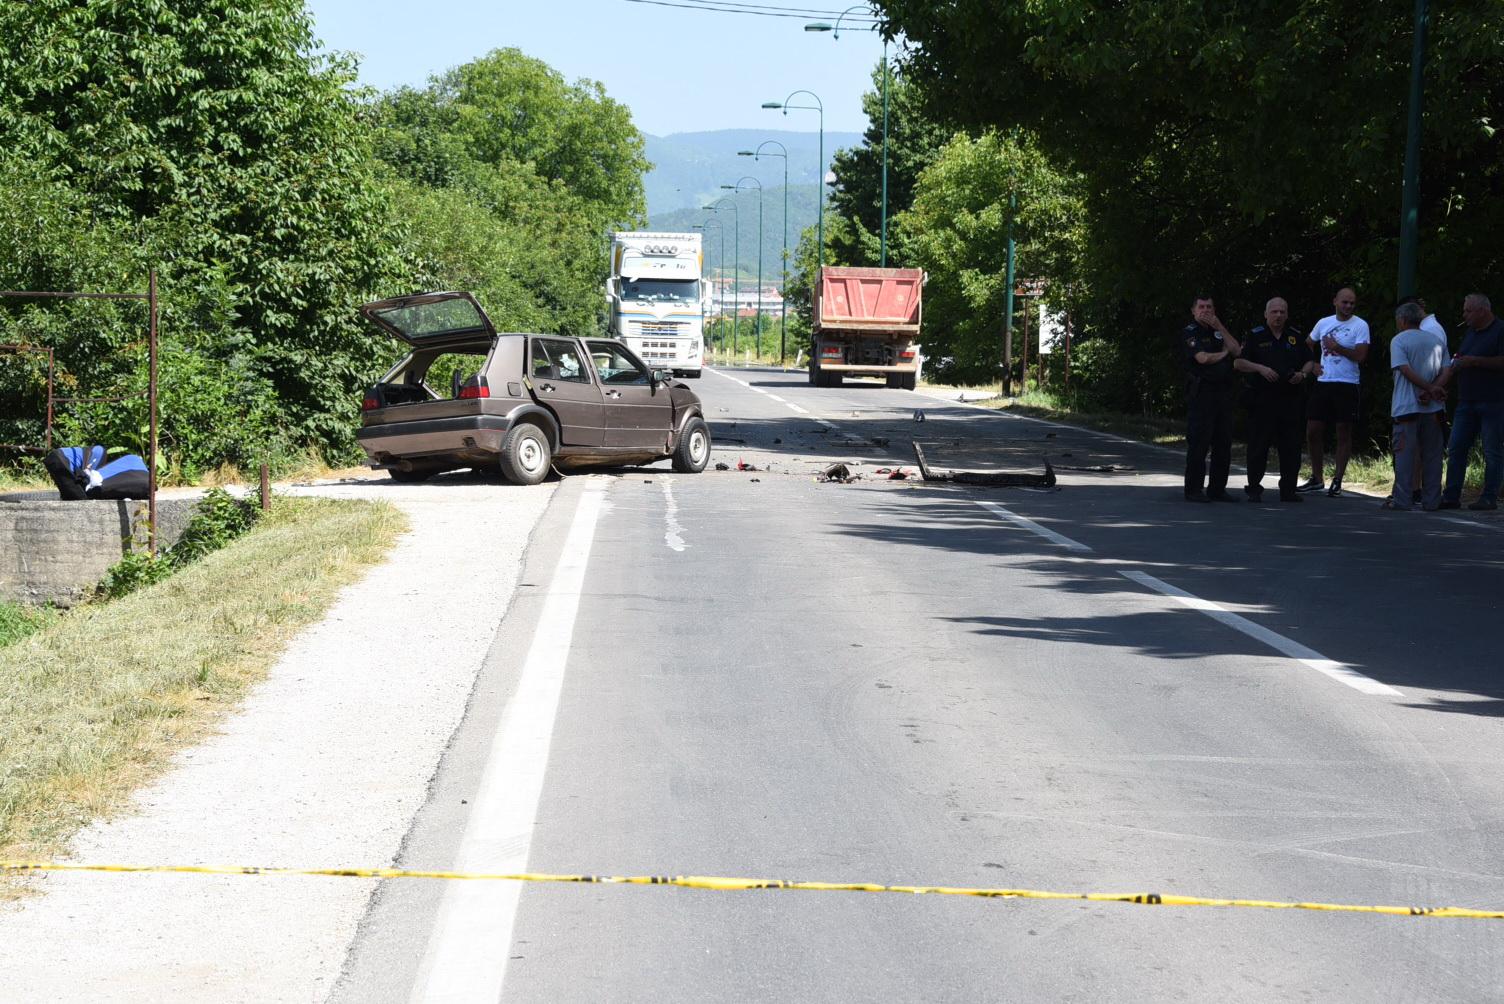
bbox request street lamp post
[698,217,726,350]
[723,178,764,358]
[739,141,790,362]
[704,199,739,354]
[805,7,889,267]
[763,90,824,273]
[1397,0,1430,298]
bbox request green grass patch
[0,496,407,881]
[0,602,59,650]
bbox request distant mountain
[643,128,862,217]
[649,185,822,287]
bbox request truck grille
[638,321,686,337]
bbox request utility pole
[1003,192,1016,397]
[1397,0,1430,298]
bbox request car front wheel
[499,423,553,485]
[671,417,711,473]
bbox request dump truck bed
[813,266,923,335]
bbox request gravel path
[0,474,556,1002]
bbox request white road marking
[708,366,817,420]
[974,499,1092,552]
[408,482,607,1003]
[1118,570,1402,697]
[661,477,686,552]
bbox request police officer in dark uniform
[1180,294,1242,502]
[1235,296,1314,502]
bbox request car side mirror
[651,368,669,387]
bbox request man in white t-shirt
[1298,287,1370,497]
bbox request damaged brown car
[357,292,712,485]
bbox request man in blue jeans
[1435,293,1504,510]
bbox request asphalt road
[335,367,1504,1002]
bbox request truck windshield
[621,279,700,304]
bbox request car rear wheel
[671,417,711,473]
[499,423,552,485]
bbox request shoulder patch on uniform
[1287,335,1297,345]
[1251,326,1266,334]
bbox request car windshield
[371,296,489,341]
[620,279,699,304]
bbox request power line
[623,0,881,23]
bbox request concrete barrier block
[0,497,198,606]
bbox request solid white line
[661,477,686,552]
[409,483,607,1004]
[1117,570,1402,697]
[974,499,1092,552]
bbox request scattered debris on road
[1053,462,1136,473]
[912,441,1057,488]
[714,462,730,471]
[736,459,760,472]
[913,409,926,422]
[817,463,862,483]
[874,468,911,481]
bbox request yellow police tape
[3,861,1503,919]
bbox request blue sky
[303,0,889,137]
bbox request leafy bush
[98,552,173,600]
[98,487,263,599]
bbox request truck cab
[607,232,705,379]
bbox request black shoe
[1438,499,1461,510]
[1468,498,1498,511]
[1280,492,1304,503]
[1207,491,1239,503]
[1296,478,1325,493]
[1326,481,1343,497]
[1184,490,1211,503]
[1412,489,1423,505]
[1245,486,1264,502]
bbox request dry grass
[0,496,407,888]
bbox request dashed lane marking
[1119,570,1402,697]
[974,499,1092,552]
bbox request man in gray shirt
[1383,301,1447,510]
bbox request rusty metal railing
[0,271,160,552]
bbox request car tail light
[899,348,917,360]
[458,375,490,399]
[361,393,380,411]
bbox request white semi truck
[607,231,704,378]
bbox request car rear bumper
[358,415,509,460]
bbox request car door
[588,340,673,449]
[528,337,605,447]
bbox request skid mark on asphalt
[408,481,607,1002]
[1119,570,1402,697]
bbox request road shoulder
[0,476,556,1001]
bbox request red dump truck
[809,266,924,389]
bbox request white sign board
[1038,305,1065,355]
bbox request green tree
[0,0,401,453]
[827,62,951,267]
[379,48,649,233]
[897,131,1086,383]
[880,0,1504,416]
